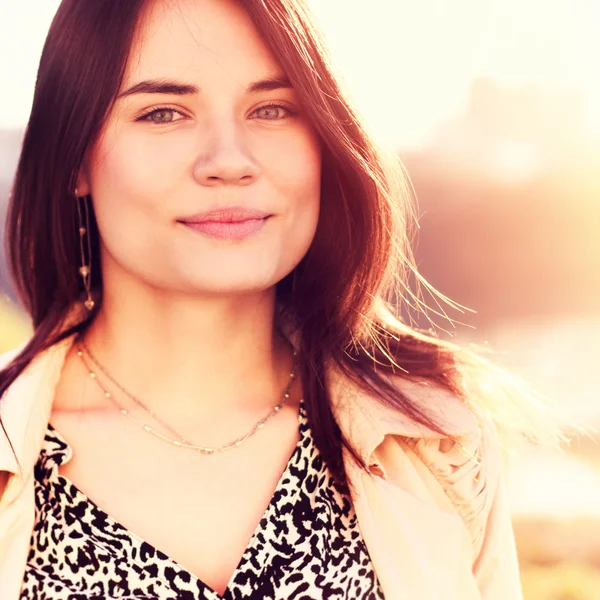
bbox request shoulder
[333,364,516,581]
[0,345,28,476]
[392,376,480,437]
[0,345,28,417]
[0,343,29,414]
[0,347,26,501]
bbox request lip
[180,207,272,224]
[178,206,272,241]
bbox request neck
[78,283,296,433]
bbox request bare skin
[52,341,302,595]
[51,0,322,593]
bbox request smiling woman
[75,0,321,299]
[0,0,546,599]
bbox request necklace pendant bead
[144,425,152,432]
[173,441,182,446]
[120,409,128,415]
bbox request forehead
[123,0,283,89]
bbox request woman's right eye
[137,108,186,124]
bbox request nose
[192,121,260,187]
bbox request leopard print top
[21,397,386,599]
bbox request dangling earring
[75,189,95,311]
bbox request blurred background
[1,1,599,598]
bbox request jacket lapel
[325,363,481,600]
[344,454,476,600]
[325,361,477,462]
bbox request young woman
[0,0,534,598]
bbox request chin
[178,267,286,296]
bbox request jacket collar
[325,361,477,463]
[0,303,477,482]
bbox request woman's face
[78,0,322,296]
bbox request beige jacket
[0,331,523,600]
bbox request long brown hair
[1,0,555,490]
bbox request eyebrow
[247,75,292,93]
[117,75,293,99]
[117,80,198,98]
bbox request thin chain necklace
[75,337,298,455]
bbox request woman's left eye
[250,104,296,121]
[137,108,186,124]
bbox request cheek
[87,126,189,207]
[263,130,322,267]
[83,127,187,269]
[261,127,322,212]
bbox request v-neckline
[43,396,309,599]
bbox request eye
[137,107,186,124]
[250,103,296,121]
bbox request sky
[1,0,599,149]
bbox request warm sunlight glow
[312,0,600,148]
[585,92,600,137]
[3,0,600,150]
[509,450,600,518]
